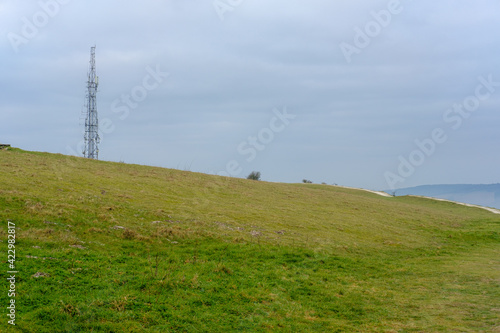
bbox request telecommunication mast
[83,46,99,159]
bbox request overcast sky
[1,0,499,190]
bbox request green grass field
[1,148,499,332]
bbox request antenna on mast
[83,45,99,159]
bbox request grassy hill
[1,148,499,332]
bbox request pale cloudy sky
[1,0,499,190]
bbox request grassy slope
[0,148,499,332]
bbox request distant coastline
[385,184,500,209]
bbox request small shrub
[302,179,313,184]
[247,171,261,181]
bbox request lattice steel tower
[83,46,99,159]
